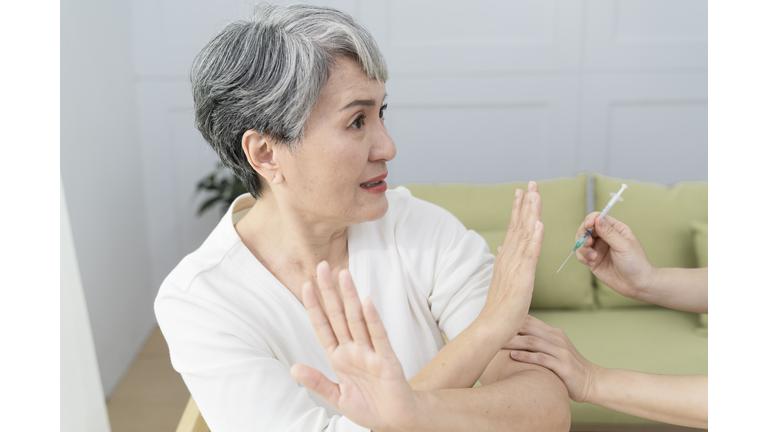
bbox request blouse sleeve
[155,286,369,432]
[391,187,495,341]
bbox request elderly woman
[155,4,569,431]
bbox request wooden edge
[175,396,210,432]
[570,423,707,432]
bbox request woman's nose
[371,125,396,162]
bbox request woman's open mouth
[360,173,388,193]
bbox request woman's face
[275,56,396,228]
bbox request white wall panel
[578,74,707,184]
[131,0,358,78]
[360,0,583,74]
[583,0,707,70]
[135,81,221,291]
[386,75,580,184]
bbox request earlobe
[271,171,283,184]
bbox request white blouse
[155,187,494,432]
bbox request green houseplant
[195,163,247,217]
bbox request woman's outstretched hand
[481,181,545,342]
[291,261,419,432]
[575,213,655,299]
[504,316,599,403]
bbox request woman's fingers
[338,270,371,347]
[522,181,542,234]
[502,181,541,253]
[302,281,338,352]
[503,188,525,248]
[290,363,341,409]
[520,219,545,274]
[505,335,563,360]
[362,297,395,358]
[316,261,352,344]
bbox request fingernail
[511,351,519,357]
[527,181,534,191]
[599,218,605,227]
[588,251,597,259]
[515,189,521,198]
[529,192,536,202]
[535,220,541,230]
[588,261,595,266]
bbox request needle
[557,250,574,273]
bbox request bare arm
[411,351,570,431]
[588,369,707,429]
[292,264,570,432]
[409,181,545,391]
[506,316,707,430]
[635,267,707,313]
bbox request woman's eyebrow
[339,94,388,112]
[339,99,375,111]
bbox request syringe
[557,183,628,273]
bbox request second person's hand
[575,213,655,300]
[504,315,600,403]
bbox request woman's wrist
[395,390,438,432]
[473,311,519,348]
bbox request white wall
[61,180,112,432]
[61,0,155,397]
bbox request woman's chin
[359,195,389,223]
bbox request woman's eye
[351,113,366,130]
[379,103,388,119]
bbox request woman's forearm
[408,318,504,390]
[635,268,708,313]
[404,363,571,432]
[587,368,707,429]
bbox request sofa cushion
[691,220,708,336]
[530,307,708,424]
[404,174,595,309]
[691,220,708,267]
[592,174,708,308]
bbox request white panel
[387,105,549,184]
[390,0,554,46]
[607,102,707,184]
[578,74,707,184]
[583,0,707,69]
[61,181,112,432]
[135,81,220,291]
[385,75,580,184]
[613,0,707,42]
[168,109,223,255]
[131,0,360,77]
[360,0,583,73]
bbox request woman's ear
[242,130,283,184]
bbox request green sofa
[402,173,708,426]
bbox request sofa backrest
[402,173,708,310]
[404,174,596,310]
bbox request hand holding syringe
[557,183,628,273]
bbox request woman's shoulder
[379,186,468,246]
[385,186,462,224]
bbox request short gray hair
[191,3,388,199]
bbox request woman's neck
[234,191,349,300]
